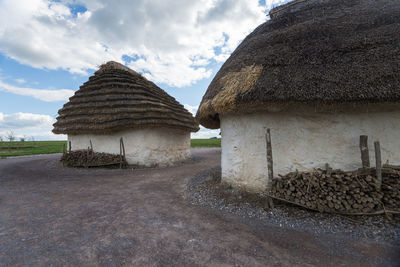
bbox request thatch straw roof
[197,0,400,129]
[53,61,199,134]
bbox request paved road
[0,148,398,266]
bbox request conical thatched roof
[197,0,400,129]
[53,61,199,134]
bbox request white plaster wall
[68,128,191,167]
[221,111,400,192]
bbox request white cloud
[192,126,220,139]
[265,0,291,11]
[0,80,74,102]
[183,104,219,138]
[14,78,26,84]
[213,53,230,63]
[183,104,199,116]
[0,112,53,129]
[0,0,279,87]
[0,112,65,140]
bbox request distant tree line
[0,131,31,142]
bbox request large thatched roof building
[197,0,400,191]
[53,61,199,166]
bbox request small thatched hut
[53,61,199,166]
[196,0,400,191]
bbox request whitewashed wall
[221,110,400,192]
[68,128,191,166]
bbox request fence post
[266,128,274,180]
[86,147,90,168]
[119,138,123,169]
[374,141,382,189]
[121,137,126,162]
[265,127,274,209]
[359,135,370,168]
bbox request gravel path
[0,149,399,266]
[186,167,400,246]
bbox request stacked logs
[61,150,125,168]
[269,167,400,214]
[381,166,400,210]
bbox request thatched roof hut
[53,61,198,134]
[197,0,400,191]
[53,61,199,166]
[197,0,400,128]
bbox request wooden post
[86,147,90,168]
[359,135,370,168]
[62,143,66,155]
[119,138,123,169]
[121,137,126,162]
[374,141,382,189]
[68,141,71,153]
[89,139,93,152]
[266,128,274,180]
[265,127,274,209]
[325,163,332,175]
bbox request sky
[0,0,289,141]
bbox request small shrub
[6,131,15,142]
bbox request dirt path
[0,148,398,266]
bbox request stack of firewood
[269,167,400,214]
[61,150,124,168]
[381,166,400,210]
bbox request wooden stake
[265,128,274,180]
[325,163,332,175]
[119,137,123,169]
[359,135,370,168]
[89,139,93,152]
[69,141,71,153]
[86,147,90,168]
[374,141,382,189]
[121,137,126,161]
[265,128,274,209]
[62,143,66,155]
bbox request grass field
[190,138,221,148]
[0,141,67,158]
[0,138,221,158]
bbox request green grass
[0,138,221,158]
[191,138,221,147]
[0,141,67,158]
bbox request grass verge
[0,138,221,158]
[0,141,67,158]
[191,138,221,147]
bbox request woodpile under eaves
[268,166,400,215]
[61,150,125,168]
